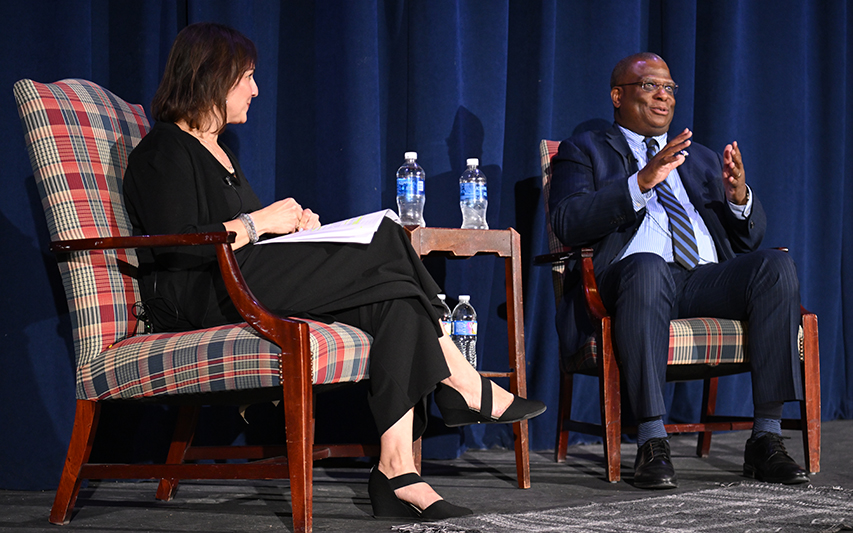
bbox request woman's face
[225,68,258,125]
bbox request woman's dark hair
[152,22,257,133]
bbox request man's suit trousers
[597,249,803,420]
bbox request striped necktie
[644,137,700,270]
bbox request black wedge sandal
[434,375,546,427]
[368,467,473,520]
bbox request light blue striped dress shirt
[616,125,752,266]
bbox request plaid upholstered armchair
[14,78,374,533]
[536,139,821,483]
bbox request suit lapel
[605,124,638,174]
[678,153,734,260]
[678,154,706,207]
[594,124,645,270]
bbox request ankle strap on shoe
[388,472,424,490]
[480,375,495,421]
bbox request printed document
[257,209,401,245]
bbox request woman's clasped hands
[252,197,321,235]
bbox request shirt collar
[616,124,667,147]
[616,124,668,165]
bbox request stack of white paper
[257,209,401,245]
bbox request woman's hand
[224,198,321,250]
[253,197,308,235]
[296,208,321,231]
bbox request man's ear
[611,87,622,109]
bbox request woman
[123,22,545,520]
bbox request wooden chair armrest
[49,232,234,252]
[578,248,609,321]
[213,243,311,353]
[773,247,812,318]
[540,243,812,328]
[50,232,310,355]
[533,246,609,322]
[580,245,813,323]
[581,245,810,323]
[532,249,578,265]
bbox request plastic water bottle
[459,158,488,229]
[437,294,453,337]
[396,151,426,227]
[451,295,477,367]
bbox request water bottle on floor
[438,294,453,337]
[396,151,426,227]
[459,158,488,229]
[451,295,477,367]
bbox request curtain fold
[2,0,850,490]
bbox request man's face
[611,58,676,137]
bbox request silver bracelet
[239,213,259,244]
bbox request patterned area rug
[393,483,853,533]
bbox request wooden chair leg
[50,400,100,525]
[696,377,718,458]
[155,405,201,501]
[598,320,621,483]
[281,350,314,533]
[513,419,531,489]
[800,397,821,474]
[283,399,312,533]
[800,313,821,473]
[554,369,573,463]
[504,244,531,489]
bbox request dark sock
[752,401,784,439]
[752,418,782,439]
[637,417,667,447]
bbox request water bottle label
[397,177,423,199]
[397,177,414,198]
[452,320,477,335]
[440,319,452,336]
[460,182,487,203]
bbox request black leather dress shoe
[633,437,678,489]
[743,433,810,484]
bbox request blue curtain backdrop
[2,0,851,490]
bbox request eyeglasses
[615,80,678,96]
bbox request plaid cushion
[14,78,148,363]
[562,317,747,374]
[540,139,570,307]
[540,140,567,256]
[14,78,372,401]
[78,319,371,400]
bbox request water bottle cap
[404,152,418,160]
[437,293,446,300]
[459,295,470,302]
[466,158,479,167]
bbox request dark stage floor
[2,419,851,532]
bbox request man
[549,52,808,489]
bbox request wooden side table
[406,226,531,489]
